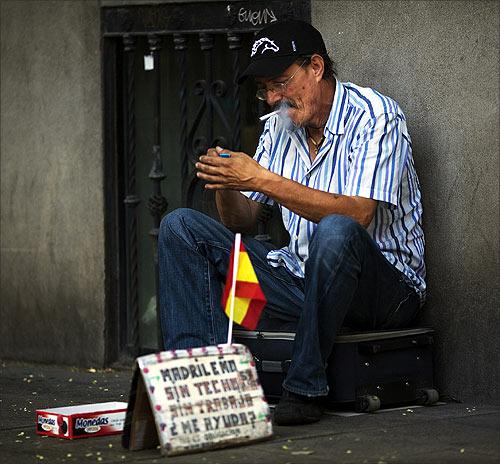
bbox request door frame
[101,0,311,363]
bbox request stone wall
[313,0,499,403]
[0,0,106,365]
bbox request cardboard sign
[122,344,273,456]
[36,402,128,439]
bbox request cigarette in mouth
[259,110,281,121]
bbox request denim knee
[313,214,364,245]
[160,207,198,239]
[307,214,366,277]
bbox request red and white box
[36,402,128,439]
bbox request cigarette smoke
[276,100,298,132]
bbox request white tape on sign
[144,54,154,71]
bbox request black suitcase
[234,327,439,412]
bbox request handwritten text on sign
[138,345,272,456]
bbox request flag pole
[226,233,241,345]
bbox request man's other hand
[196,146,265,191]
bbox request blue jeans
[158,208,420,397]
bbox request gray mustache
[274,101,297,111]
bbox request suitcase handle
[358,335,433,355]
[254,358,291,373]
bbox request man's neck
[306,79,336,139]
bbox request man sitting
[158,20,425,426]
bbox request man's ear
[310,54,325,82]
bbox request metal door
[101,1,310,359]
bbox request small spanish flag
[221,235,267,330]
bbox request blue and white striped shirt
[243,80,426,300]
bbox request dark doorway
[101,1,310,361]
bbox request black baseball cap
[238,20,327,83]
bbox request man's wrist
[254,167,277,196]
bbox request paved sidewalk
[1,361,499,463]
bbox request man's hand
[196,146,265,191]
[196,146,263,233]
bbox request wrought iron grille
[102,1,310,358]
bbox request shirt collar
[324,79,348,137]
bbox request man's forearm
[196,147,376,228]
[257,170,376,228]
[215,190,261,233]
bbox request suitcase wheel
[355,394,381,413]
[417,388,439,406]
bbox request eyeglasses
[255,60,307,101]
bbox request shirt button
[306,173,311,180]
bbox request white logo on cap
[251,38,280,57]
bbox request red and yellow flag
[221,239,266,330]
